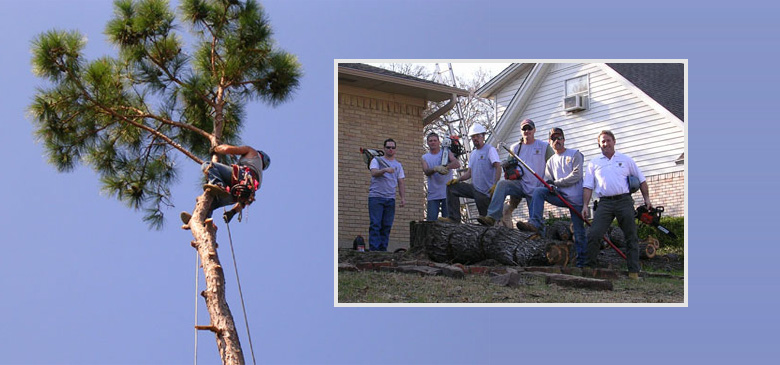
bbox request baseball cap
[520,119,535,129]
[549,127,564,139]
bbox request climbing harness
[228,164,259,208]
[192,210,257,365]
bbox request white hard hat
[468,123,487,137]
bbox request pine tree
[29,1,301,363]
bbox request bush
[543,215,685,249]
[637,216,684,248]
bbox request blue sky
[1,0,779,364]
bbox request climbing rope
[224,208,257,365]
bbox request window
[565,75,589,96]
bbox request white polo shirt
[583,151,645,198]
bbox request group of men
[365,118,651,279]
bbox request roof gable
[606,63,684,121]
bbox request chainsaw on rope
[636,205,678,239]
[360,147,390,169]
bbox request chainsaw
[360,147,389,169]
[439,135,466,166]
[636,205,678,239]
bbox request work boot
[437,217,456,224]
[476,216,496,226]
[515,221,538,233]
[204,183,231,198]
[628,272,640,280]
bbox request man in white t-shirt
[439,124,500,223]
[421,133,461,221]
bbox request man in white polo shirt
[582,130,652,279]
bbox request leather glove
[433,165,448,175]
[545,179,556,193]
[446,178,459,186]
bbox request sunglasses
[521,126,534,131]
[550,136,564,141]
[385,146,396,149]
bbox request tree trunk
[189,192,245,365]
[414,222,555,266]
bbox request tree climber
[182,144,270,228]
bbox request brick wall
[338,85,427,249]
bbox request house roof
[478,62,685,122]
[338,63,468,102]
[606,63,684,121]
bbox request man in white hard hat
[476,119,553,228]
[439,123,500,223]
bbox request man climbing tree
[28,0,301,364]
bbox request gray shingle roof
[338,63,452,88]
[606,63,684,121]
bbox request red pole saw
[501,145,627,260]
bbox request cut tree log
[639,242,656,259]
[545,220,572,241]
[411,221,559,266]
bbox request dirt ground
[338,244,685,304]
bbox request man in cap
[525,127,586,266]
[476,119,553,227]
[440,123,500,223]
[421,132,461,221]
[582,130,652,279]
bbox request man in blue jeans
[367,139,406,251]
[421,133,460,221]
[524,128,586,267]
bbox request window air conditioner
[564,95,586,112]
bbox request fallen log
[413,221,556,266]
[545,220,572,241]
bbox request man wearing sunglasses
[476,119,553,228]
[524,127,586,266]
[367,138,406,251]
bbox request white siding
[495,63,684,178]
[494,68,531,124]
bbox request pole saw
[500,144,627,260]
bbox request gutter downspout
[422,93,458,126]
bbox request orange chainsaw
[636,205,677,239]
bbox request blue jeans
[426,199,448,221]
[486,180,531,220]
[529,187,586,266]
[368,197,395,251]
[201,161,236,214]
